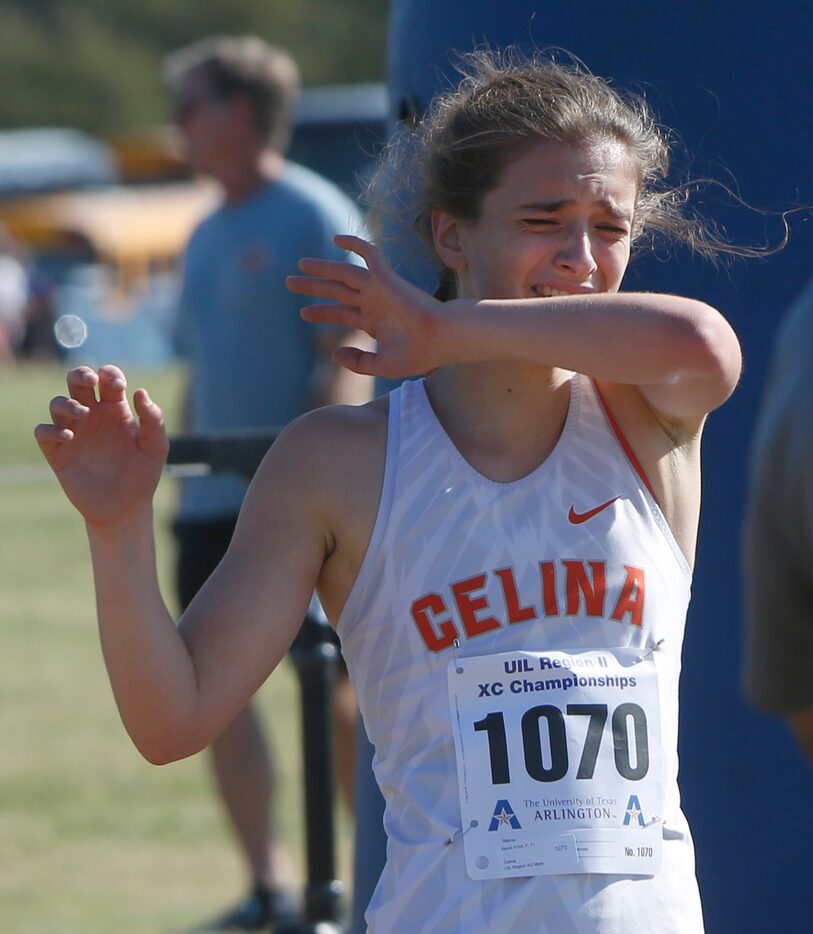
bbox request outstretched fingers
[66,365,99,406]
[36,368,169,526]
[287,256,368,310]
[332,234,385,270]
[332,344,383,376]
[132,388,169,461]
[97,364,129,403]
[287,275,362,310]
[65,363,128,406]
[35,391,91,454]
[36,366,166,464]
[49,395,90,430]
[296,257,369,288]
[299,303,362,329]
[34,419,74,453]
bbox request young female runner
[37,52,740,931]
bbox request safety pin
[634,638,665,663]
[453,638,464,674]
[444,819,479,847]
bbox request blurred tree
[0,0,388,132]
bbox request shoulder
[276,162,364,225]
[280,161,352,201]
[185,204,227,254]
[249,398,390,519]
[280,396,389,457]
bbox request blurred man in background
[164,35,370,930]
[743,277,813,763]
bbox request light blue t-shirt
[175,161,365,520]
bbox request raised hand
[286,234,445,379]
[34,365,168,530]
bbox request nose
[554,229,598,280]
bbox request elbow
[129,725,205,767]
[681,302,742,409]
[140,744,189,767]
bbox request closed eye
[523,217,558,227]
[596,224,629,236]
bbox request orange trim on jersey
[591,380,658,501]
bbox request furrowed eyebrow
[518,200,571,213]
[518,199,632,223]
[598,201,633,223]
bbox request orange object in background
[0,181,218,292]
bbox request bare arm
[35,365,329,765]
[288,235,742,425]
[437,293,739,421]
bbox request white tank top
[337,374,704,933]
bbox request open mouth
[533,285,574,298]
[532,285,596,298]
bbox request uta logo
[568,497,620,524]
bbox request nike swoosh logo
[568,497,620,524]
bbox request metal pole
[285,614,346,932]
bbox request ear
[431,209,468,272]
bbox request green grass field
[0,364,353,932]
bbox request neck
[220,149,285,204]
[428,360,569,409]
[424,362,573,479]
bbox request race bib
[447,646,663,880]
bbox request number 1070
[473,703,649,784]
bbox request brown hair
[163,36,300,151]
[369,49,763,298]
